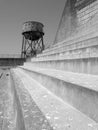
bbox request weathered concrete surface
[54,0,98,44]
[0,68,54,130]
[19,65,98,122]
[0,69,25,130]
[11,70,53,130]
[29,57,98,75]
[29,32,98,75]
[12,68,98,130]
[54,0,77,44]
[10,73,26,130]
[0,69,16,130]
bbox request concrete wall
[0,58,25,66]
[54,0,98,44]
[54,0,77,44]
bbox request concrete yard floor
[0,68,17,130]
[0,68,53,130]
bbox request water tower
[21,21,44,58]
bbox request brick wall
[54,0,98,44]
[76,0,98,31]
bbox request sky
[0,0,65,54]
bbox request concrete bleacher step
[29,32,98,75]
[11,68,98,130]
[33,39,98,61]
[19,64,98,123]
[28,47,98,75]
[38,27,98,57]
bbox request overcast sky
[0,0,65,54]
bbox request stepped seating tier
[11,67,98,129]
[19,64,98,123]
[26,31,98,75]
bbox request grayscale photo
[0,0,98,129]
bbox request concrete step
[31,44,98,61]
[39,27,98,56]
[25,55,98,75]
[40,37,98,57]
[19,64,98,122]
[29,35,98,75]
[11,67,98,130]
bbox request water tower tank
[22,21,44,40]
[21,21,45,58]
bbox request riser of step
[42,28,98,55]
[39,43,98,58]
[31,45,98,62]
[27,56,98,75]
[20,65,98,122]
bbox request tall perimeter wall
[20,0,98,124]
[54,0,98,43]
